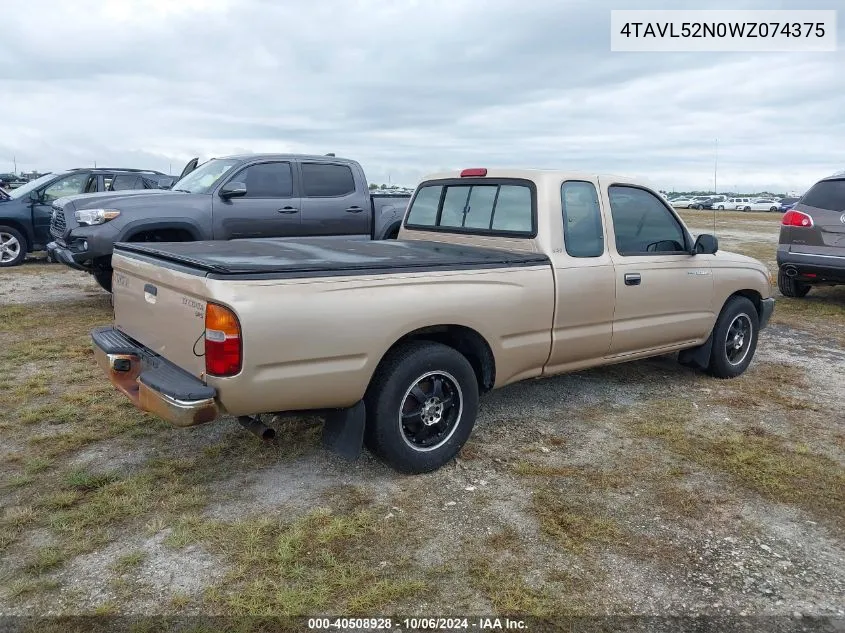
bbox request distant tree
[380,184,387,189]
[369,183,378,190]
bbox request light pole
[713,138,718,194]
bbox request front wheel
[769,206,779,212]
[707,296,759,379]
[743,206,751,211]
[364,341,479,474]
[0,225,26,267]
[717,205,725,210]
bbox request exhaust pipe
[783,266,798,278]
[238,416,276,441]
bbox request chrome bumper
[91,327,219,428]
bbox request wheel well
[127,228,195,243]
[387,325,495,393]
[728,289,762,317]
[0,220,31,251]
[385,226,400,239]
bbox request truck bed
[113,238,549,279]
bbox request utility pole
[13,156,16,174]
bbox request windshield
[171,158,240,194]
[9,173,63,200]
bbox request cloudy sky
[1,0,843,192]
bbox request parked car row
[0,167,179,267]
[669,195,782,212]
[1,155,412,279]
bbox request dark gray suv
[776,174,845,297]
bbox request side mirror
[693,233,718,255]
[219,182,247,199]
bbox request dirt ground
[0,212,843,625]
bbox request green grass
[172,509,429,616]
[532,490,623,552]
[630,398,845,529]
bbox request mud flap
[678,333,713,370]
[322,400,366,460]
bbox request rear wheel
[743,206,751,211]
[777,269,811,298]
[364,341,478,474]
[0,225,26,267]
[707,296,759,379]
[769,206,779,212]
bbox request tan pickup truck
[91,168,774,473]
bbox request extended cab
[47,154,410,291]
[91,169,775,474]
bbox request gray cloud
[1,0,843,192]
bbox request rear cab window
[404,178,536,236]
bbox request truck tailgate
[111,250,210,379]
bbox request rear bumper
[777,251,845,283]
[91,326,219,427]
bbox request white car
[669,197,694,208]
[740,198,781,212]
[715,197,749,210]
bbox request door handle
[624,273,641,286]
[345,206,364,213]
[277,207,298,214]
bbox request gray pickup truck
[47,154,410,291]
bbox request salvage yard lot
[1,211,843,619]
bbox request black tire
[364,340,479,474]
[93,268,113,293]
[743,206,751,211]
[769,206,779,212]
[717,205,725,210]
[777,269,810,298]
[0,225,27,267]
[707,296,759,379]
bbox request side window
[301,163,355,197]
[405,181,533,235]
[608,186,687,255]
[111,175,141,191]
[42,173,89,202]
[234,162,293,198]
[561,181,604,257]
[85,176,99,193]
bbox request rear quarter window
[404,179,535,236]
[800,179,845,212]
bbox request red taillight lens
[782,210,813,227]
[460,168,487,177]
[205,303,242,377]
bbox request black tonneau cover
[114,238,548,280]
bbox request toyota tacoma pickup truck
[47,154,410,291]
[91,168,775,474]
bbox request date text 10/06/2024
[307,617,528,630]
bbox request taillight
[460,168,487,177]
[782,210,813,227]
[205,303,242,377]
